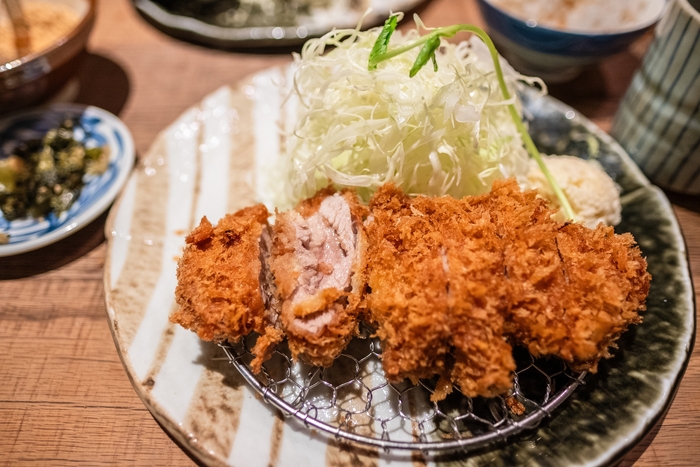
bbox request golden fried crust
[367,185,515,398]
[366,185,453,383]
[423,195,515,398]
[552,223,649,371]
[485,179,651,373]
[172,179,650,396]
[171,205,275,345]
[271,188,368,367]
[366,179,650,399]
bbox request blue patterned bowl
[476,0,666,83]
[0,104,134,256]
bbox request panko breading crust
[483,179,650,372]
[366,184,515,399]
[171,205,282,372]
[365,179,650,399]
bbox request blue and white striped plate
[0,104,135,257]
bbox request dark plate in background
[133,0,428,48]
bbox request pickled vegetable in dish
[0,118,108,222]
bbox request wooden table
[1,1,698,465]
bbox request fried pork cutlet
[172,179,650,400]
[270,189,368,367]
[482,180,650,371]
[421,194,516,399]
[366,180,650,400]
[364,185,453,385]
[366,185,515,400]
[172,205,283,372]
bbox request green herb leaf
[368,15,399,70]
[409,35,440,77]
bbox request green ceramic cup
[611,0,700,195]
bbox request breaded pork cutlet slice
[172,205,283,372]
[269,188,368,367]
[552,223,650,370]
[366,184,514,400]
[484,179,651,372]
[365,185,452,384]
[417,194,515,400]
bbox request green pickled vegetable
[0,118,107,222]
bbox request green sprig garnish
[368,17,576,221]
[368,14,398,70]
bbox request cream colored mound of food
[0,1,79,62]
[526,155,621,229]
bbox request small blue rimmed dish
[0,103,134,257]
[476,0,666,83]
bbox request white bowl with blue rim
[476,0,667,83]
[0,104,134,257]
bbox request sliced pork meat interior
[270,189,368,367]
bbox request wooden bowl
[0,0,96,115]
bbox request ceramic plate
[103,69,695,467]
[0,104,134,257]
[133,0,428,48]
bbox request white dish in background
[103,68,694,467]
[0,104,134,257]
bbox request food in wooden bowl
[0,0,96,114]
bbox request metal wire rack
[220,325,586,453]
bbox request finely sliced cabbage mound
[275,16,546,208]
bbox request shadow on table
[0,54,129,279]
[615,412,666,466]
[154,416,209,467]
[36,51,131,116]
[72,52,132,116]
[0,210,107,280]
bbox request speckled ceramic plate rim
[102,76,696,467]
[519,86,696,466]
[0,104,135,257]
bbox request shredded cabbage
[274,14,546,209]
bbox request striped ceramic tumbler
[612,0,700,195]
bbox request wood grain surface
[1,0,698,465]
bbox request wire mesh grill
[220,325,585,453]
